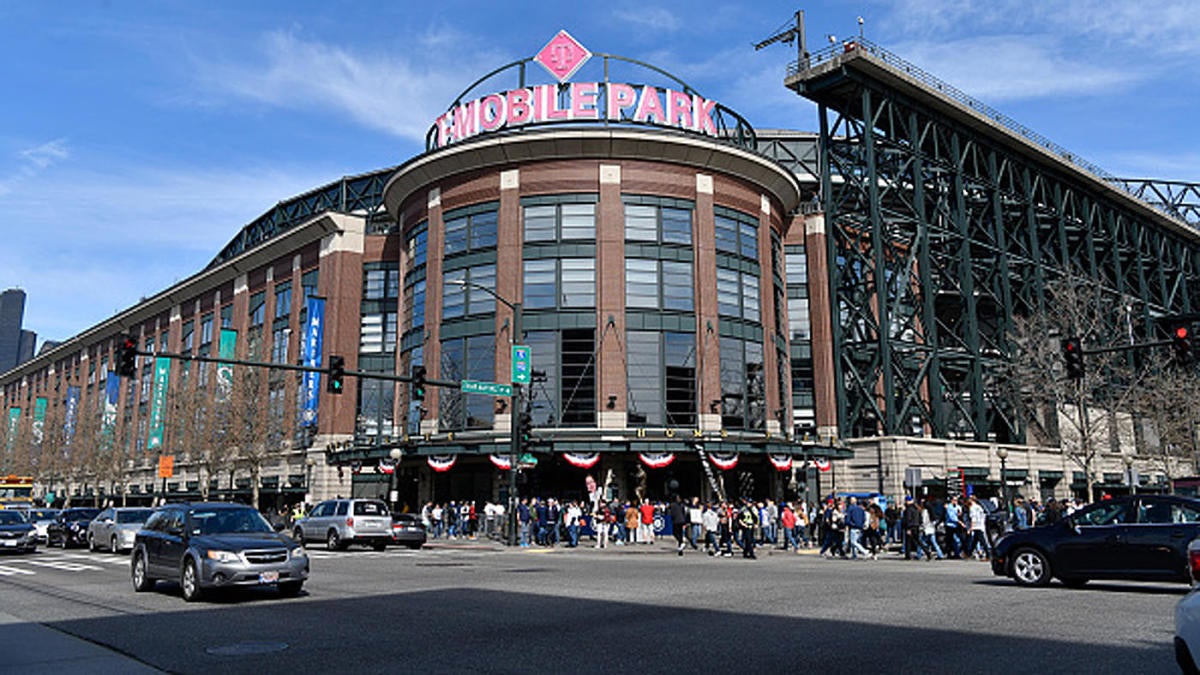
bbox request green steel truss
[795,54,1200,443]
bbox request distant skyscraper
[0,289,26,373]
[19,329,38,364]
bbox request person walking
[844,497,871,559]
[780,502,800,552]
[943,495,964,558]
[639,500,656,545]
[919,502,945,560]
[668,495,688,556]
[737,499,759,559]
[702,503,720,555]
[718,502,734,557]
[966,496,990,560]
[624,502,640,545]
[902,496,922,560]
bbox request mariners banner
[103,373,120,437]
[300,297,324,427]
[5,407,18,453]
[63,385,80,445]
[31,397,47,445]
[216,328,237,402]
[147,356,171,450]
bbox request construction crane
[754,10,809,72]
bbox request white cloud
[185,28,507,142]
[613,7,682,33]
[0,138,70,196]
[893,35,1137,102]
[0,158,340,340]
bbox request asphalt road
[0,541,1185,674]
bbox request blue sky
[1,0,1197,346]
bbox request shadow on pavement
[39,587,1179,674]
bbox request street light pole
[389,447,403,513]
[996,447,1010,522]
[448,279,523,546]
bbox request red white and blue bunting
[767,454,793,472]
[708,452,739,471]
[814,458,832,473]
[427,455,457,473]
[563,452,600,469]
[638,452,675,469]
[488,454,513,471]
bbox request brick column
[495,169,521,432]
[693,174,721,432]
[759,194,782,436]
[596,164,625,430]
[317,213,365,438]
[804,211,838,442]
[422,190,444,435]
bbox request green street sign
[512,345,531,384]
[461,380,513,397]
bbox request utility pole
[507,301,523,547]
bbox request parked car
[88,507,154,553]
[0,510,37,553]
[391,513,427,549]
[27,508,59,544]
[992,494,1200,587]
[131,502,308,602]
[293,499,392,551]
[1174,538,1200,674]
[46,508,101,548]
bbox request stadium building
[2,29,1197,511]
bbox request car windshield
[354,501,389,516]
[31,510,57,520]
[117,509,154,524]
[190,509,274,536]
[67,510,99,521]
[0,511,26,525]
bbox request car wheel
[406,542,423,550]
[292,528,305,543]
[372,541,387,552]
[111,536,120,554]
[1011,547,1051,587]
[1060,577,1089,589]
[327,530,342,551]
[131,552,154,592]
[277,581,303,598]
[180,559,204,602]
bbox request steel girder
[811,73,1200,444]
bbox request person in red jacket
[780,502,799,551]
[639,500,656,545]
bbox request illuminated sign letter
[453,99,479,141]
[667,89,692,129]
[693,95,719,135]
[541,84,569,120]
[633,85,666,124]
[606,83,637,121]
[480,94,507,131]
[508,88,533,125]
[570,82,599,120]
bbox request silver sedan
[88,507,154,553]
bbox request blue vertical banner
[300,297,325,427]
[63,386,80,446]
[102,373,120,438]
[31,397,47,445]
[146,357,171,450]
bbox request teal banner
[216,328,237,402]
[31,397,47,445]
[5,407,18,452]
[147,356,171,450]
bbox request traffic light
[518,411,533,450]
[116,334,138,378]
[327,355,345,394]
[1171,323,1193,365]
[1062,337,1084,380]
[411,365,426,401]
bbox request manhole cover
[206,641,289,656]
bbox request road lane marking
[27,561,101,572]
[0,565,35,575]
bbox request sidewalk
[0,611,161,674]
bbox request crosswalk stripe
[0,565,35,576]
[27,561,101,572]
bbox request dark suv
[131,502,309,601]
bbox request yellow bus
[0,475,34,509]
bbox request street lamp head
[996,447,1008,460]
[1122,454,1134,467]
[305,457,315,467]
[390,448,403,461]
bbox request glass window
[182,321,194,353]
[626,331,661,425]
[560,329,596,426]
[467,265,496,315]
[1076,502,1130,527]
[271,324,289,363]
[715,214,739,254]
[524,259,556,310]
[719,336,765,430]
[661,261,693,312]
[715,210,758,259]
[442,270,465,320]
[717,269,740,317]
[524,205,556,242]
[560,204,595,240]
[624,203,691,245]
[444,216,468,255]
[274,283,292,319]
[560,259,595,309]
[200,314,214,345]
[662,207,692,245]
[469,210,498,249]
[626,259,659,309]
[525,331,559,427]
[445,207,499,256]
[664,332,697,427]
[1173,503,1200,524]
[405,225,427,272]
[249,293,265,328]
[437,335,495,431]
[360,314,397,353]
[743,274,760,322]
[624,204,657,242]
[404,280,426,330]
[335,502,349,516]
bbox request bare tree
[1005,278,1153,501]
[1128,353,1200,486]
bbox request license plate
[258,571,280,584]
[2,540,16,547]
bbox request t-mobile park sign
[432,82,722,148]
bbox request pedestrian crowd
[413,491,1090,561]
